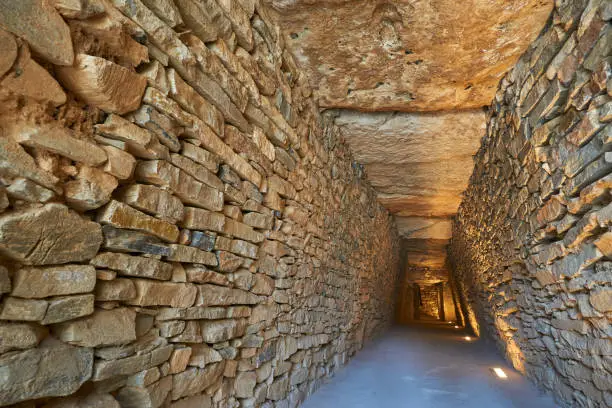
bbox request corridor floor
[302,324,559,408]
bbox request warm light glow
[464,336,472,341]
[454,325,460,329]
[492,367,508,379]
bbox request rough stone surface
[266,0,553,111]
[450,3,612,407]
[0,2,402,407]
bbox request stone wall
[0,1,402,406]
[449,1,611,407]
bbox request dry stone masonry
[0,1,402,406]
[450,1,612,407]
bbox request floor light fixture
[491,367,508,379]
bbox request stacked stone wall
[449,1,611,406]
[0,1,401,406]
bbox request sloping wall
[0,1,401,406]
[449,1,611,406]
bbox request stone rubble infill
[449,1,612,407]
[0,1,402,407]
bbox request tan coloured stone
[171,362,225,400]
[6,178,55,203]
[0,28,17,78]
[170,153,224,191]
[9,121,107,167]
[119,184,184,224]
[0,338,93,406]
[195,284,259,307]
[185,265,229,285]
[0,136,60,193]
[52,0,106,19]
[42,393,120,408]
[224,218,265,243]
[98,200,179,243]
[181,207,226,232]
[169,347,192,374]
[41,294,94,324]
[95,278,137,301]
[268,0,552,111]
[181,142,220,173]
[12,265,96,298]
[200,319,247,343]
[136,160,224,211]
[91,252,173,280]
[0,323,46,353]
[57,54,147,114]
[166,244,218,266]
[141,0,182,27]
[65,166,118,211]
[101,145,136,180]
[1,43,66,106]
[95,114,153,148]
[0,297,47,321]
[0,0,74,65]
[590,288,612,312]
[111,0,196,68]
[188,344,222,367]
[128,279,197,307]
[0,204,102,265]
[54,308,137,347]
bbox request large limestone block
[40,294,94,324]
[57,54,147,114]
[119,184,184,224]
[12,265,96,298]
[0,338,93,406]
[0,204,102,265]
[267,0,552,111]
[54,308,137,347]
[0,0,73,65]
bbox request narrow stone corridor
[0,0,610,407]
[302,325,558,408]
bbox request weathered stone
[0,297,47,321]
[41,294,94,324]
[119,184,184,224]
[12,265,96,299]
[171,362,225,400]
[0,137,60,193]
[0,204,102,265]
[1,43,66,106]
[0,28,17,78]
[224,218,264,243]
[101,145,137,180]
[181,207,226,232]
[57,54,147,114]
[196,284,260,306]
[91,252,173,280]
[131,103,182,152]
[181,142,220,173]
[166,244,218,266]
[0,323,46,353]
[235,371,257,398]
[42,392,120,408]
[141,0,182,27]
[0,338,93,406]
[6,178,55,203]
[95,278,137,301]
[102,225,171,257]
[128,279,197,308]
[9,121,107,167]
[200,319,247,343]
[65,166,118,211]
[188,344,222,368]
[0,0,74,65]
[53,308,136,347]
[135,160,224,211]
[98,200,179,243]
[95,114,153,148]
[590,288,612,312]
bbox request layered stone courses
[450,1,612,406]
[0,1,401,406]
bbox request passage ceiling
[265,0,554,267]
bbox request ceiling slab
[266,0,553,111]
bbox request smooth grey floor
[302,324,559,408]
